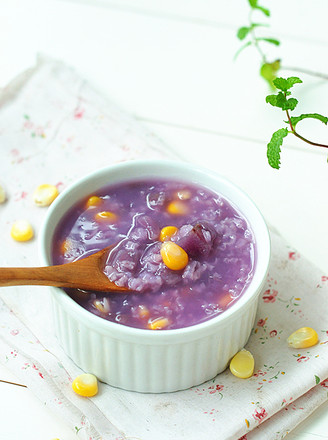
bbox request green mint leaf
[266,92,298,111]
[257,37,280,46]
[266,93,286,108]
[267,128,288,169]
[315,375,320,385]
[251,22,269,28]
[288,113,328,128]
[255,5,270,16]
[284,98,298,111]
[237,27,251,40]
[248,0,270,15]
[273,77,302,91]
[266,94,280,107]
[237,23,270,41]
[234,41,252,60]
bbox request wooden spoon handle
[0,261,125,292]
[0,264,95,289]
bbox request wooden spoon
[0,246,128,292]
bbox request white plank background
[0,0,328,438]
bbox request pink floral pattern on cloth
[0,57,327,440]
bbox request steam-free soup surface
[52,179,255,330]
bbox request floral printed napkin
[0,56,327,440]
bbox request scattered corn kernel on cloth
[0,56,327,440]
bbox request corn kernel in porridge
[86,196,102,208]
[148,317,170,330]
[95,211,118,223]
[160,241,188,271]
[159,226,178,242]
[167,200,189,215]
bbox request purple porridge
[51,179,255,330]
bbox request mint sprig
[236,2,328,87]
[266,76,328,169]
[235,1,281,87]
[236,1,278,53]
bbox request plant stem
[281,66,328,81]
[244,4,328,82]
[248,9,267,63]
[285,108,328,149]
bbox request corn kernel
[229,349,254,379]
[287,327,318,349]
[86,196,102,208]
[176,189,191,200]
[160,241,188,271]
[0,184,6,204]
[167,200,189,215]
[138,305,150,319]
[95,211,118,223]
[159,226,178,242]
[148,317,170,330]
[33,184,59,207]
[60,238,72,254]
[217,292,233,309]
[10,220,34,242]
[93,298,110,314]
[72,373,98,397]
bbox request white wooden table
[1,0,328,438]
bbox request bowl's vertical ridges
[178,343,196,388]
[217,325,232,372]
[167,343,183,392]
[105,335,114,380]
[203,335,217,383]
[189,339,201,386]
[67,313,79,363]
[132,342,145,391]
[51,295,259,392]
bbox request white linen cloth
[0,57,327,440]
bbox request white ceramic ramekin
[39,160,270,393]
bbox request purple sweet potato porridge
[51,178,255,330]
